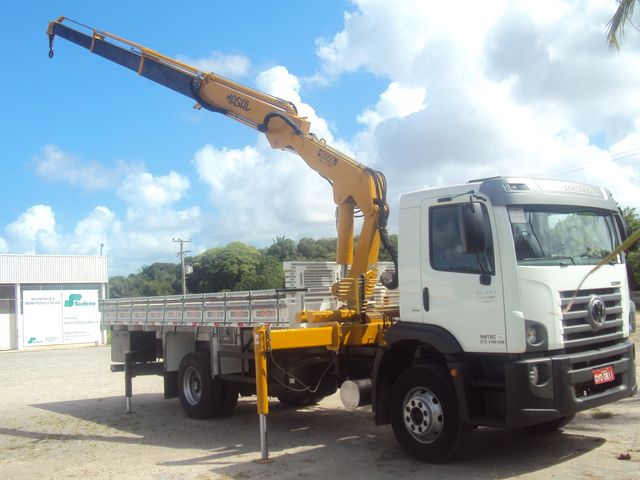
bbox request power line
[535,147,640,178]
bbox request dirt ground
[0,333,638,480]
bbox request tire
[390,364,470,463]
[217,380,239,417]
[178,351,221,419]
[525,414,575,433]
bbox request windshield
[509,206,619,266]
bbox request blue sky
[2,1,640,275]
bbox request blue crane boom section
[49,22,199,101]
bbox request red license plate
[592,366,615,385]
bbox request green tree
[108,275,132,298]
[315,238,338,260]
[108,262,180,298]
[188,242,267,293]
[266,236,297,261]
[108,233,397,297]
[622,206,640,289]
[296,237,335,260]
[237,256,284,290]
[608,0,637,49]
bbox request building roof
[0,254,108,284]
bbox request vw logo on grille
[587,295,606,331]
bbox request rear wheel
[390,364,470,463]
[217,380,239,417]
[178,351,220,419]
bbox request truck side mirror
[459,202,486,254]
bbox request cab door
[421,199,507,353]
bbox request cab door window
[430,204,495,274]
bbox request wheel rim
[183,366,203,406]
[402,386,443,444]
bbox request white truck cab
[380,177,636,437]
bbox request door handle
[423,287,429,311]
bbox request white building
[0,254,108,350]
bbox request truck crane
[47,17,637,464]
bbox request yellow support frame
[252,318,388,460]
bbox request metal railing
[101,289,296,327]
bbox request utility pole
[173,238,191,295]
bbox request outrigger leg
[254,325,270,461]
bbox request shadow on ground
[13,393,610,479]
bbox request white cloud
[193,145,260,194]
[113,206,202,273]
[4,205,61,254]
[2,201,203,274]
[33,144,135,190]
[316,0,640,211]
[69,206,119,255]
[316,1,505,83]
[110,170,201,272]
[6,148,202,273]
[256,66,301,102]
[176,51,251,77]
[117,171,190,209]
[357,82,426,129]
[193,136,335,245]
[125,205,201,232]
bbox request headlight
[527,362,551,387]
[525,321,547,350]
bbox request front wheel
[390,364,469,463]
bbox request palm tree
[608,0,637,49]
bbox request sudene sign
[23,289,100,347]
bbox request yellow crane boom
[47,17,398,320]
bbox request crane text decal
[226,93,251,112]
[318,149,338,167]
